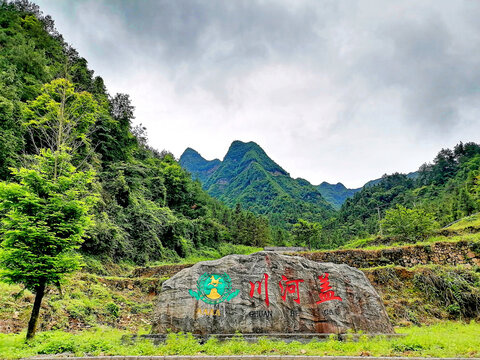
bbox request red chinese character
[316,273,342,304]
[249,273,269,306]
[279,275,304,304]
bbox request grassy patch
[1,321,479,359]
[0,271,160,333]
[340,233,480,251]
[447,213,480,231]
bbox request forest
[330,142,480,245]
[0,0,271,268]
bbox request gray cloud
[34,0,480,187]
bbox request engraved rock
[151,252,393,334]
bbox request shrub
[381,205,438,241]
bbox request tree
[0,150,96,340]
[22,78,99,163]
[292,219,322,249]
[0,79,98,340]
[381,205,438,242]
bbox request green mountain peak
[222,140,289,176]
[316,182,361,210]
[179,148,221,183]
[181,140,333,229]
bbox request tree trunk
[26,280,46,341]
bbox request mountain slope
[180,141,334,228]
[336,143,480,240]
[179,148,221,183]
[316,182,361,210]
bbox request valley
[0,1,480,358]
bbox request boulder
[151,252,393,334]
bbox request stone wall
[131,241,480,280]
[294,241,480,269]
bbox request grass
[340,233,480,251]
[446,213,480,231]
[0,321,479,359]
[339,213,480,251]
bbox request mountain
[180,141,334,228]
[179,148,221,183]
[316,182,361,210]
[315,171,419,210]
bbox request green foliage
[335,143,480,245]
[381,205,438,242]
[0,76,99,297]
[22,78,99,155]
[106,302,120,318]
[0,148,96,290]
[292,219,323,249]
[0,3,276,265]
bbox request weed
[106,302,120,318]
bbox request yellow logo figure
[207,275,222,299]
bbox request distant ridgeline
[182,141,480,247]
[180,141,343,229]
[316,182,361,210]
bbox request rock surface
[151,252,393,334]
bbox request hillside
[180,141,334,229]
[2,217,478,336]
[316,182,360,209]
[335,143,480,241]
[178,148,221,183]
[0,1,273,264]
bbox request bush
[381,205,438,241]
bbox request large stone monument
[151,252,393,334]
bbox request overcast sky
[35,0,480,188]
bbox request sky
[34,0,480,188]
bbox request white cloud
[35,0,480,188]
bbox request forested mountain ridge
[2,0,479,260]
[316,182,360,210]
[180,141,334,229]
[315,171,418,210]
[335,143,480,240]
[0,1,272,264]
[178,148,221,183]
[180,139,480,248]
